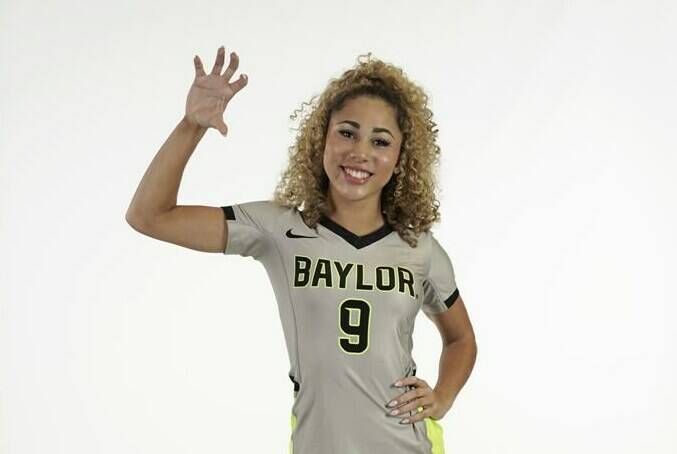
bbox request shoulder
[233,199,298,218]
[412,229,435,253]
[417,229,455,275]
[224,200,301,235]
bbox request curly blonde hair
[272,52,444,248]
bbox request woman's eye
[339,130,390,147]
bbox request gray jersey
[221,200,460,454]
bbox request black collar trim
[318,214,394,249]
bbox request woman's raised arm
[125,45,248,253]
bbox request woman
[126,45,477,454]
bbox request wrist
[433,386,456,411]
[181,114,207,134]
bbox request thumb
[213,118,228,137]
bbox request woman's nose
[349,149,368,162]
[349,140,370,160]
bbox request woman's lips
[340,165,372,185]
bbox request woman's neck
[326,194,385,236]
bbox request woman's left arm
[387,296,477,423]
[428,295,477,416]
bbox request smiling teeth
[344,167,370,179]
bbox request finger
[229,73,248,94]
[194,55,206,77]
[388,396,432,416]
[389,387,426,408]
[221,51,240,81]
[212,116,228,137]
[400,406,431,424]
[211,46,226,76]
[393,375,424,388]
[392,376,414,387]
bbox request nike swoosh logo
[286,228,318,239]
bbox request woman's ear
[393,148,404,174]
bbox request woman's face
[323,95,403,209]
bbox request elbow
[463,333,477,352]
[125,210,148,232]
[447,333,477,352]
[468,336,478,363]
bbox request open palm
[185,45,248,136]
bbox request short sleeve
[421,234,460,316]
[220,200,278,260]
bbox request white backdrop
[2,0,675,453]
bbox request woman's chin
[330,180,383,202]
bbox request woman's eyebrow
[337,120,394,139]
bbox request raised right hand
[185,45,248,136]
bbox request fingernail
[394,381,402,387]
[400,418,409,424]
[387,400,397,407]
